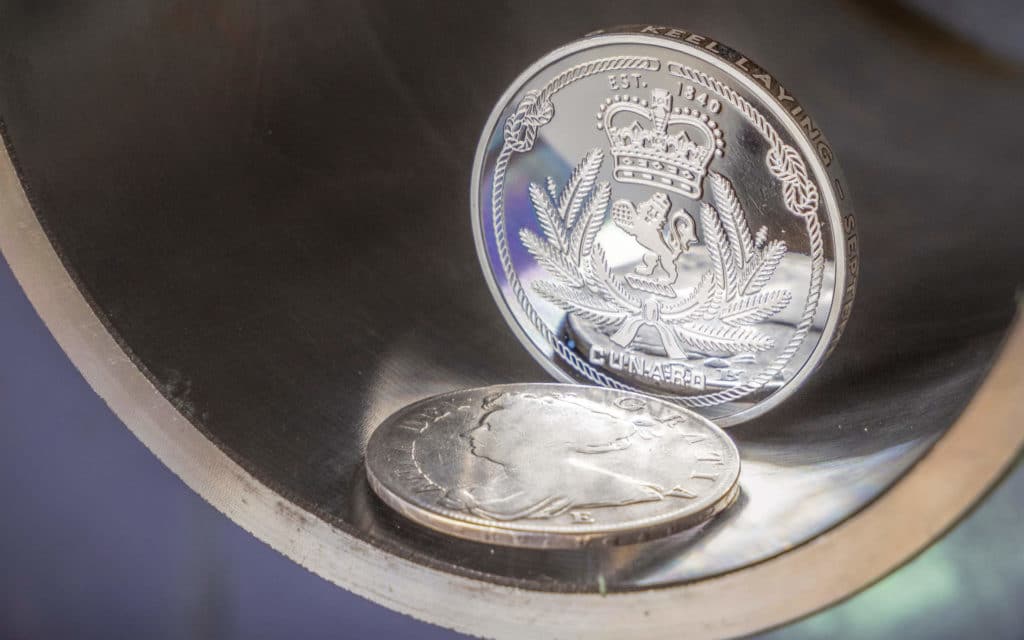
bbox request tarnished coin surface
[471,25,858,425]
[365,384,740,548]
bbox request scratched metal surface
[0,0,1021,593]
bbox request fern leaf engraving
[580,257,604,295]
[545,176,559,204]
[662,272,716,319]
[676,323,775,354]
[570,181,610,264]
[590,245,640,310]
[558,149,603,228]
[532,281,627,330]
[743,239,786,296]
[519,228,584,287]
[710,172,754,267]
[753,225,768,251]
[518,150,637,326]
[719,289,791,326]
[516,152,799,360]
[700,202,737,300]
[701,287,725,321]
[528,182,568,252]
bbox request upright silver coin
[365,384,740,548]
[471,26,858,425]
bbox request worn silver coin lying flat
[471,25,858,425]
[365,384,740,548]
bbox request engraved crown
[597,89,724,199]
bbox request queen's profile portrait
[438,392,697,521]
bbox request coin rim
[365,383,741,548]
[469,27,857,426]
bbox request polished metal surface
[366,384,740,548]
[472,27,857,425]
[0,2,1022,638]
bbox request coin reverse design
[365,384,740,548]
[471,26,858,425]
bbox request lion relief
[611,192,697,286]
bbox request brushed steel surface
[0,1,1022,637]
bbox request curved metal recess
[0,2,1021,637]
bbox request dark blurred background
[1,1,1023,638]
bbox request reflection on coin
[471,25,858,425]
[365,384,740,548]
